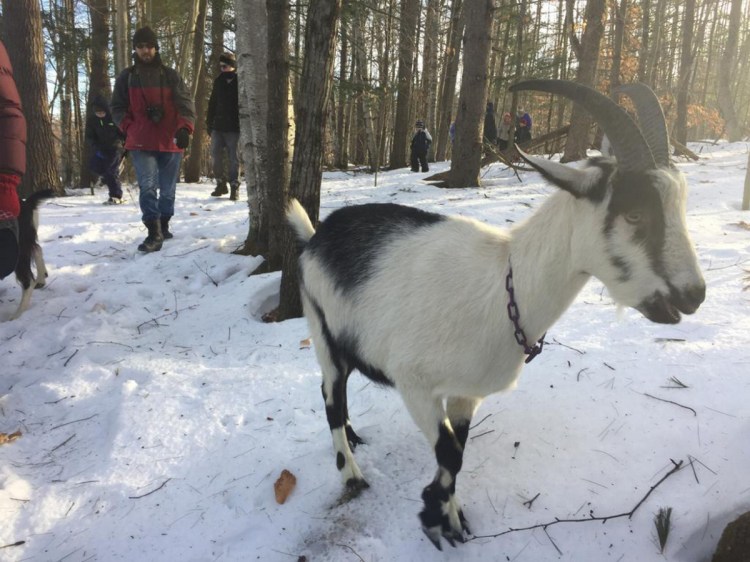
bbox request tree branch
[473,459,684,540]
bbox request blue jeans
[210,131,240,185]
[130,150,182,222]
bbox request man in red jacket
[111,27,196,252]
[0,39,26,279]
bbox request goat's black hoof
[337,478,369,504]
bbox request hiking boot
[137,220,163,253]
[211,181,228,197]
[229,182,239,201]
[103,196,123,205]
[160,216,173,239]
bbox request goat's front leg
[444,396,482,534]
[401,389,470,550]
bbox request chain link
[506,261,546,364]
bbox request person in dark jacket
[516,116,531,144]
[515,108,532,144]
[206,52,241,200]
[410,120,432,172]
[484,102,498,145]
[85,95,125,204]
[111,26,196,252]
[0,39,25,279]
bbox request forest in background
[1,0,749,193]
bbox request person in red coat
[0,39,26,279]
[111,27,196,252]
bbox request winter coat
[206,72,239,133]
[411,129,432,155]
[516,112,532,131]
[484,105,497,144]
[111,54,196,152]
[85,96,125,153]
[0,40,25,177]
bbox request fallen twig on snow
[643,393,697,416]
[129,478,171,499]
[472,459,684,541]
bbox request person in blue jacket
[85,95,126,204]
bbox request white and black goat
[286,80,705,550]
[2,190,51,320]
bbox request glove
[0,173,21,219]
[175,127,191,149]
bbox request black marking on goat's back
[305,203,446,293]
[605,170,666,271]
[308,292,395,388]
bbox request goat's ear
[517,146,605,200]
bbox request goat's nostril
[673,284,705,314]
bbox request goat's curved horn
[509,79,656,171]
[615,83,672,168]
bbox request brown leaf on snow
[299,338,311,350]
[734,221,750,231]
[0,430,22,446]
[274,469,297,504]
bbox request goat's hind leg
[317,341,369,498]
[401,389,470,550]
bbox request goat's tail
[286,198,316,244]
[19,190,55,218]
[18,190,54,251]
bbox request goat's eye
[624,211,643,224]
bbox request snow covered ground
[1,142,749,562]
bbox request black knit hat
[133,26,159,51]
[415,119,425,128]
[219,52,236,68]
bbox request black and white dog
[1,190,52,320]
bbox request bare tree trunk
[717,0,743,142]
[335,22,349,168]
[263,0,291,273]
[610,0,628,93]
[435,0,463,161]
[353,15,380,171]
[2,0,62,196]
[112,0,130,75]
[178,0,200,78]
[184,0,208,183]
[561,0,606,162]
[278,0,342,320]
[423,0,439,158]
[445,0,494,188]
[236,0,269,257]
[673,0,695,146]
[388,0,420,169]
[638,0,650,83]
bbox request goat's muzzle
[638,283,706,324]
